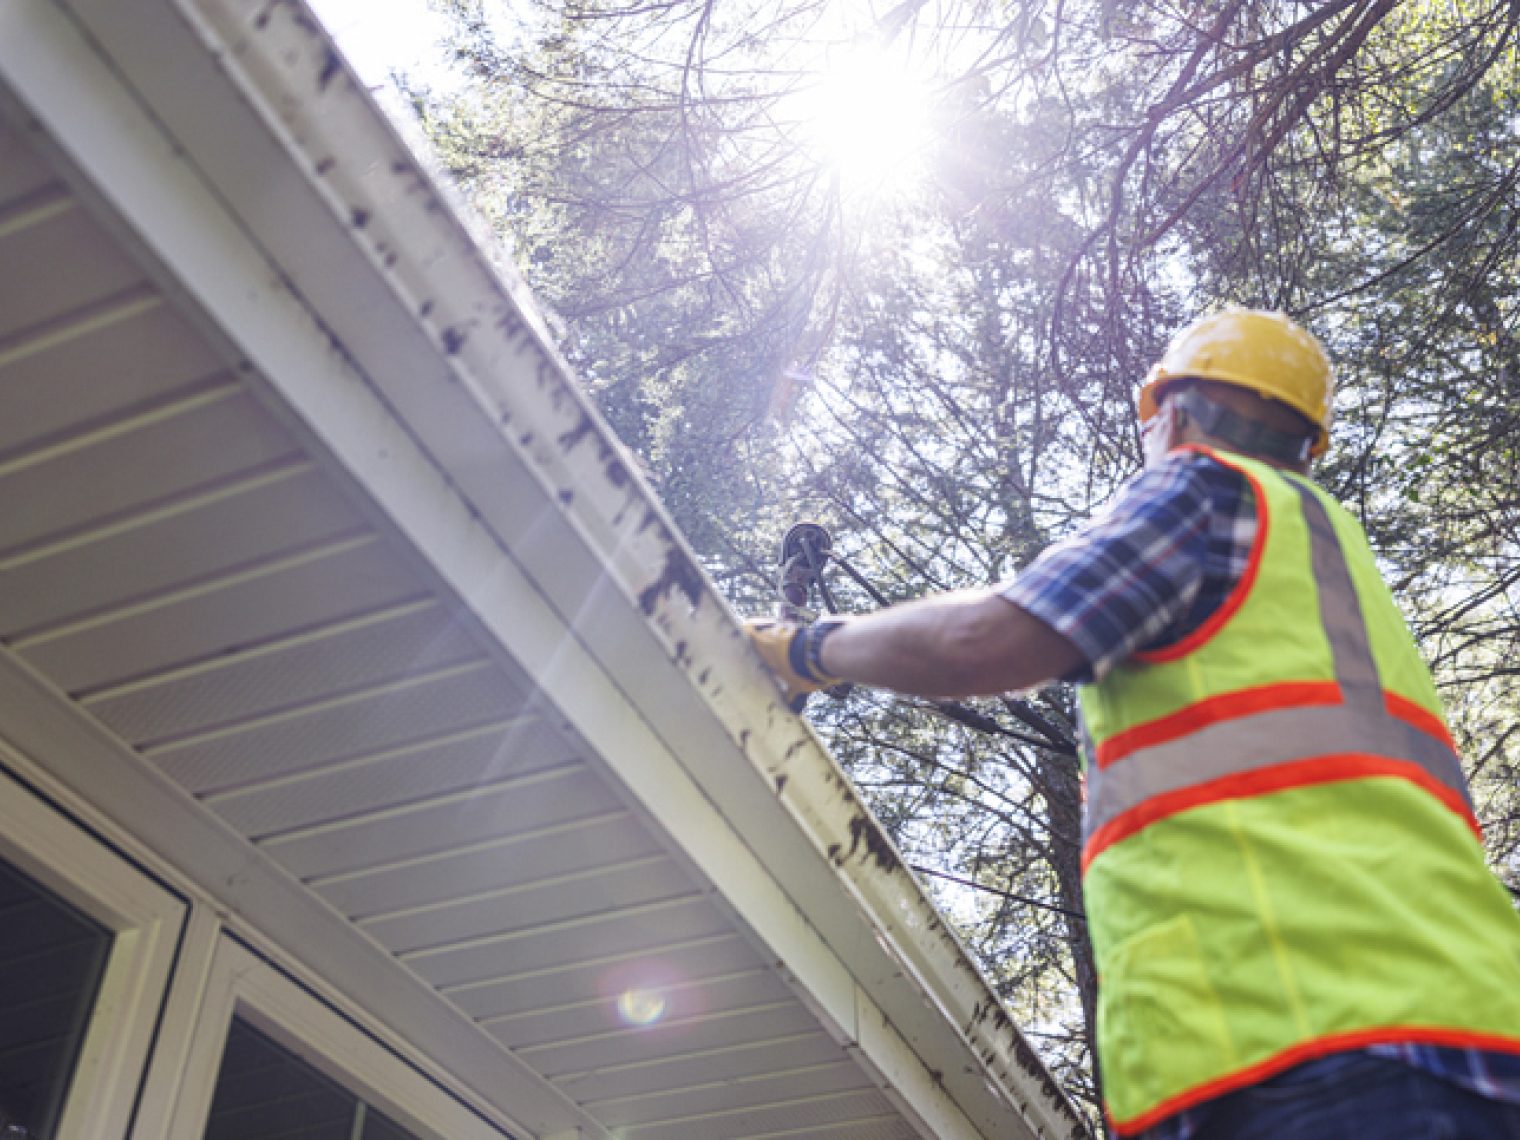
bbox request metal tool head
[777,521,834,617]
[781,521,832,568]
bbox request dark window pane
[203,1018,422,1140]
[0,860,112,1139]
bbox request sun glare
[795,43,935,193]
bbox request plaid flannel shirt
[999,448,1520,1138]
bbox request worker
[747,309,1520,1139]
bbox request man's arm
[748,455,1221,703]
[811,588,1085,699]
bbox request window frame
[161,937,515,1140]
[0,752,186,1140]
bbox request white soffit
[0,2,1087,1139]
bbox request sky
[305,0,464,92]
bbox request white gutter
[27,0,1090,1136]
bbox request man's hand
[747,591,1082,703]
[744,619,844,705]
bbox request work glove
[745,618,845,708]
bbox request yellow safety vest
[1079,445,1520,1135]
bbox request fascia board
[18,1,1088,1137]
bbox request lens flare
[616,987,667,1027]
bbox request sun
[792,42,935,194]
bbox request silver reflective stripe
[1085,476,1472,846]
[1086,702,1471,840]
[1289,480,1383,710]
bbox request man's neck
[1170,387,1314,470]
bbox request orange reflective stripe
[1109,1026,1520,1136]
[1093,681,1342,769]
[1138,446,1271,665]
[1083,753,1480,872]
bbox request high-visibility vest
[1079,445,1520,1136]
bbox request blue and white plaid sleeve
[999,453,1215,682]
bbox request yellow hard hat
[1137,308,1335,456]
